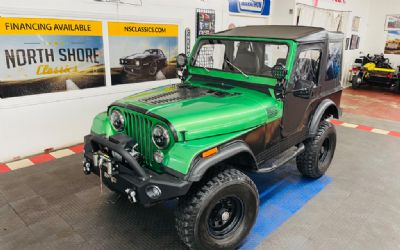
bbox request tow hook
[83,161,91,175]
[125,188,137,203]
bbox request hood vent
[140,84,236,105]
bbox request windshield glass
[191,39,289,77]
[144,50,157,55]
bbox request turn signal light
[202,147,218,158]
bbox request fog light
[153,150,164,163]
[145,185,162,199]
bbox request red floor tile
[69,144,84,153]
[0,164,11,173]
[355,124,373,132]
[330,119,344,125]
[341,88,400,122]
[29,154,55,164]
[388,131,400,138]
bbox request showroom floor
[0,88,399,250]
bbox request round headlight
[152,125,170,149]
[110,110,125,132]
[176,53,187,67]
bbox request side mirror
[293,79,314,99]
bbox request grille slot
[122,110,155,166]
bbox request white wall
[270,0,296,25]
[0,0,270,162]
[364,0,400,66]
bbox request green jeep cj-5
[83,26,343,249]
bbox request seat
[276,58,287,66]
[232,42,260,74]
[260,58,287,76]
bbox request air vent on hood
[140,84,237,105]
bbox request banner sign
[0,17,105,98]
[385,15,400,31]
[196,9,216,37]
[385,31,400,55]
[108,22,178,85]
[228,0,270,16]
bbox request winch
[83,134,141,182]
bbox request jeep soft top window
[192,39,289,77]
[294,49,321,84]
[326,42,343,81]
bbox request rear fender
[309,99,339,136]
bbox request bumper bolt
[125,188,137,203]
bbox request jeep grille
[121,110,155,166]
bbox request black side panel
[281,42,326,137]
[309,90,342,136]
[256,129,308,164]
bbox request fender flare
[185,141,257,182]
[309,99,339,136]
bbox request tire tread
[297,120,334,178]
[175,168,258,249]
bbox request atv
[82,25,343,249]
[351,53,400,92]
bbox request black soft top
[214,25,343,42]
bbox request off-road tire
[175,168,259,250]
[352,75,361,89]
[297,120,336,179]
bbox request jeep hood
[113,83,282,141]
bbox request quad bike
[351,54,400,92]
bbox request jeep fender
[185,141,257,182]
[309,99,340,136]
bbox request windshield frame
[188,36,295,84]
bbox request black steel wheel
[148,61,158,76]
[176,168,259,250]
[207,196,244,239]
[318,137,333,172]
[297,120,336,179]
